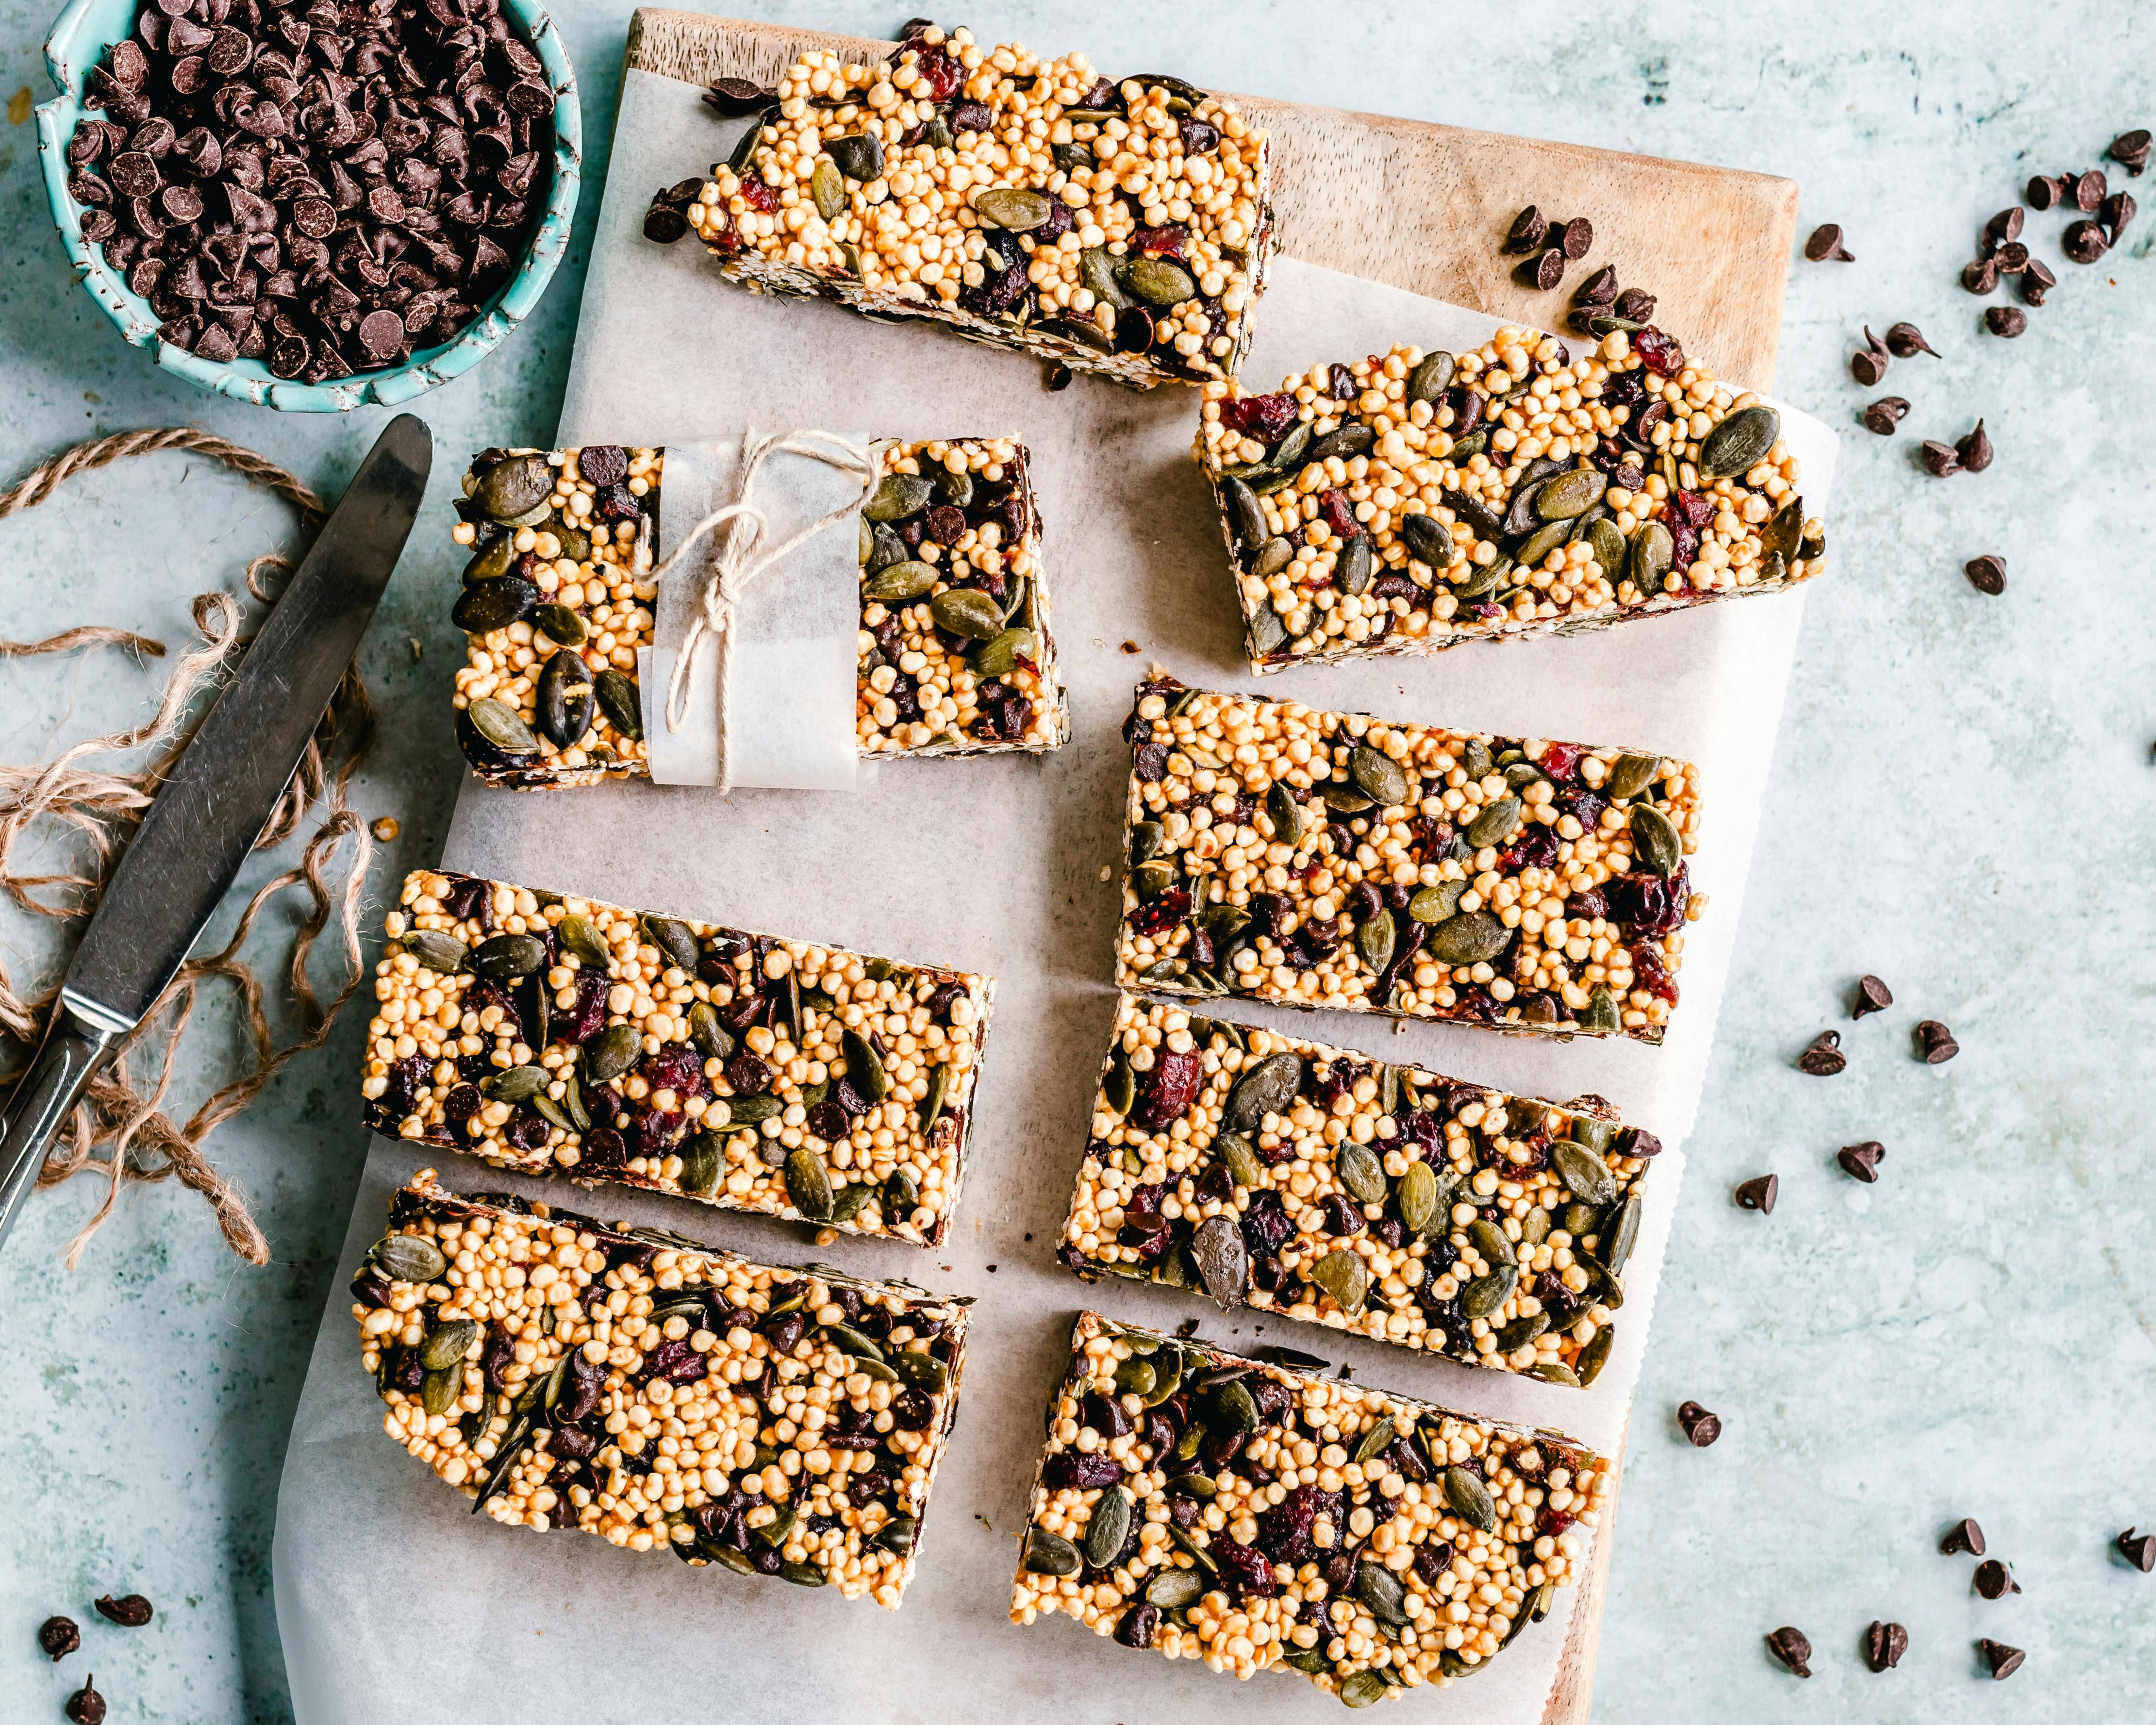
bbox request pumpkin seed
[1082,1487,1132,1569]
[1224,1052,1301,1129]
[672,1132,722,1198]
[863,473,932,523]
[822,1323,885,1365]
[1350,745,1410,808]
[1264,781,1304,848]
[1103,1050,1136,1116]
[1350,1416,1396,1465]
[826,132,882,181]
[584,1022,639,1081]
[784,1147,833,1220]
[725,1095,779,1129]
[863,559,937,603]
[1426,911,1511,966]
[594,668,642,740]
[1468,1218,1516,1269]
[474,454,553,521]
[371,1234,443,1288]
[1444,1465,1498,1532]
[1183,1212,1248,1311]
[842,1029,889,1101]
[1205,1131,1259,1190]
[829,1182,873,1227]
[1335,532,1372,596]
[1311,1248,1369,1313]
[1463,795,1521,849]
[676,1003,732,1065]
[481,1065,546,1103]
[397,929,466,976]
[462,534,515,585]
[1220,474,1266,548]
[540,912,601,971]
[1129,820,1167,865]
[1407,350,1455,402]
[1527,1360,1581,1388]
[1399,513,1453,569]
[880,1170,919,1223]
[1065,243,1129,309]
[972,627,1035,679]
[472,933,545,979]
[1583,517,1626,582]
[1356,1558,1410,1625]
[1629,803,1683,878]
[535,649,595,748]
[1143,1566,1204,1610]
[452,574,539,634]
[1355,913,1395,974]
[974,185,1053,229]
[1569,1113,1615,1153]
[466,696,538,756]
[1605,1190,1644,1277]
[1602,752,1658,802]
[1118,255,1196,306]
[1322,783,1374,815]
[1462,1264,1517,1318]
[1336,1140,1387,1207]
[1697,405,1779,479]
[1581,984,1620,1034]
[1406,881,1466,926]
[1628,519,1674,595]
[1247,606,1287,656]
[412,1361,461,1416]
[1213,1378,1260,1431]
[1552,1141,1617,1205]
[1534,466,1606,522]
[1339,1671,1389,1708]
[1495,1312,1551,1352]
[531,603,589,651]
[1396,1160,1440,1235]
[929,588,1004,640]
[1514,519,1571,567]
[1022,1525,1080,1576]
[1575,1327,1614,1387]
[1114,1356,1157,1400]
[636,915,699,974]
[809,157,844,218]
[1521,1205,1551,1246]
[418,1318,478,1371]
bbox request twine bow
[650,431,879,793]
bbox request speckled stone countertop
[2,3,2151,1720]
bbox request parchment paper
[273,66,1836,1725]
[639,430,865,789]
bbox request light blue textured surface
[0,3,2151,1721]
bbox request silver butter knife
[0,413,431,1257]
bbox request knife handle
[0,996,125,1258]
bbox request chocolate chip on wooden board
[65,0,554,383]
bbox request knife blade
[0,413,432,1258]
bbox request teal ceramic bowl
[36,0,579,411]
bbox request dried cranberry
[1633,944,1679,1004]
[1414,816,1457,860]
[556,969,607,1043]
[962,256,1030,317]
[388,1346,425,1391]
[1669,488,1714,530]
[1541,741,1585,781]
[1132,222,1187,257]
[581,1127,627,1171]
[549,1425,597,1461]
[1213,1535,1278,1599]
[911,42,963,100]
[1509,825,1560,871]
[1665,512,1699,573]
[629,1106,685,1158]
[1634,327,1685,376]
[1119,1212,1172,1261]
[480,1325,517,1391]
[1258,1483,1343,1562]
[1219,390,1299,443]
[1413,1540,1456,1588]
[1559,790,1608,834]
[1246,892,1287,938]
[382,1052,431,1118]
[948,99,993,133]
[1132,1049,1202,1128]
[637,1041,705,1098]
[1133,741,1168,782]
[1085,1393,1132,1440]
[1541,1507,1577,1539]
[1601,369,1645,413]
[1044,1450,1125,1490]
[1242,1189,1293,1254]
[639,1337,707,1386]
[1127,887,1191,938]
[737,174,777,212]
[1318,488,1358,540]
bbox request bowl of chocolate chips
[37,0,578,410]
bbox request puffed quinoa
[1059,995,1659,1384]
[1197,332,1824,670]
[1011,1312,1609,1700]
[670,23,1274,388]
[357,1172,969,1607]
[1114,675,1703,1044]
[361,870,994,1246]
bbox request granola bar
[1114,675,1702,1043]
[1196,328,1824,670]
[668,22,1273,389]
[361,869,993,1247]
[447,438,1065,788]
[1010,1312,1609,1699]
[1058,996,1659,1386]
[356,1171,968,1608]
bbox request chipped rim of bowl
[35,0,581,412]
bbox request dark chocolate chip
[39,1615,81,1660]
[66,1675,106,1725]
[1915,1019,1959,1063]
[1558,216,1594,259]
[1797,1029,1846,1075]
[1921,439,1962,477]
[1613,285,1657,322]
[1766,1626,1813,1678]
[1984,205,2024,246]
[1836,1141,1884,1182]
[1852,974,1893,1017]
[1961,256,2001,295]
[2063,218,2109,264]
[1941,1516,1987,1556]
[1860,398,1909,436]
[1044,362,1073,391]
[1573,264,1618,306]
[1676,1401,1722,1446]
[1973,1558,2020,1599]
[2019,258,2056,305]
[1983,304,2028,337]
[1956,419,1994,473]
[1734,1174,1779,1214]
[2101,190,2137,239]
[1964,554,2007,595]
[2074,168,2108,210]
[93,1594,152,1628]
[1864,1620,1908,1672]
[1503,205,1547,254]
[1849,345,1889,387]
[1526,246,1566,291]
[2109,129,2150,176]
[1979,1639,2024,1680]
[1884,321,1936,357]
[1804,223,1854,262]
[2118,1527,2156,1571]
[2028,173,2065,209]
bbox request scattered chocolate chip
[1525,246,1566,291]
[1804,223,1854,262]
[1984,305,2028,337]
[1798,1029,1847,1075]
[1859,397,1910,436]
[2101,189,2137,239]
[2111,128,2151,177]
[2020,258,2056,305]
[1884,321,1936,357]
[39,1616,81,1661]
[702,77,775,117]
[1850,344,1890,387]
[643,200,688,244]
[1613,285,1657,322]
[2063,218,2110,264]
[1503,205,1547,254]
[66,1676,106,1725]
[1985,206,2025,249]
[1942,1516,1987,1556]
[2027,173,2065,210]
[2073,168,2108,211]
[1558,216,1594,259]
[1852,974,1894,1018]
[1993,241,2030,274]
[1915,1019,1960,1064]
[1837,1141,1885,1182]
[2118,1527,2156,1571]
[1766,1626,1813,1678]
[1044,362,1073,391]
[93,1595,152,1628]
[1677,1401,1722,1446]
[1964,554,2007,596]
[1921,439,1963,477]
[1573,264,1619,306]
[1961,256,2002,295]
[1979,1639,2024,1680]
[1974,1558,2021,1599]
[1956,419,1994,472]
[1734,1174,1779,1214]
[1864,1620,1908,1672]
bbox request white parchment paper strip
[274,66,1836,1725]
[639,430,864,790]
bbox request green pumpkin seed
[1521,1205,1551,1246]
[1022,1525,1080,1576]
[1311,1248,1369,1314]
[420,1318,479,1371]
[1073,244,1131,309]
[463,533,515,585]
[1248,606,1287,656]
[1444,1465,1498,1532]
[863,473,933,523]
[1336,1141,1387,1207]
[1580,984,1621,1034]
[1495,1311,1551,1352]
[1462,1264,1517,1318]
[1114,1357,1157,1399]
[809,157,844,219]
[1355,914,1395,974]
[418,1363,463,1416]
[829,1183,873,1227]
[472,933,545,979]
[1463,796,1521,849]
[1468,1218,1516,1269]
[584,1022,640,1082]
[1214,1131,1262,1189]
[550,912,605,968]
[1513,519,1571,568]
[972,627,1035,678]
[1569,1114,1615,1153]
[1321,783,1374,815]
[1575,1327,1614,1388]
[1582,518,1627,582]
[640,914,701,974]
[1082,1487,1132,1569]
[1103,1050,1136,1116]
[1697,405,1779,479]
[866,1513,917,1557]
[467,697,537,755]
[1213,1378,1260,1432]
[1628,519,1674,596]
[929,588,1004,640]
[452,577,539,635]
[671,1133,722,1198]
[822,1323,885,1365]
[1552,1141,1617,1205]
[1224,1052,1301,1130]
[917,1060,951,1135]
[594,668,641,740]
[1350,745,1411,808]
[784,1147,833,1221]
[1265,781,1304,848]
[727,1095,780,1130]
[1339,1670,1389,1708]
[529,608,591,658]
[481,1065,547,1103]
[474,453,553,522]
[1534,467,1606,522]
[879,1353,944,1401]
[1397,1161,1439,1234]
[1426,911,1511,966]
[1399,513,1454,569]
[1145,1567,1205,1610]
[1355,1559,1409,1625]
[1407,350,1455,403]
[1118,255,1196,306]
[1629,803,1683,878]
[401,929,469,974]
[863,560,938,604]
[841,1029,890,1102]
[1188,1213,1248,1311]
[373,1232,447,1283]
[826,131,882,181]
[974,185,1053,230]
[1335,532,1373,596]
[1606,1191,1643,1277]
[1350,1416,1395,1466]
[1601,753,1658,803]
[1221,474,1266,548]
[680,1003,731,1064]
[1527,1360,1581,1388]
[1407,881,1466,925]
[1248,535,1294,581]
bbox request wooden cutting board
[617,14,1800,1715]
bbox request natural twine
[0,428,377,1268]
